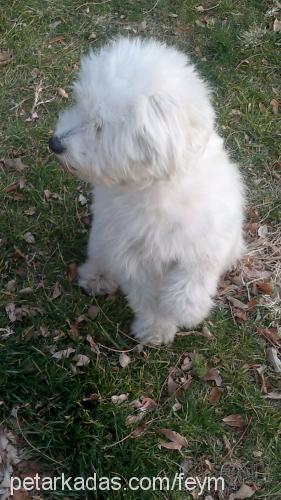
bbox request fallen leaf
[138,20,147,31]
[131,422,148,437]
[267,347,281,372]
[5,303,17,322]
[157,428,188,451]
[168,375,179,397]
[258,102,266,112]
[52,347,75,360]
[78,194,88,206]
[58,87,69,98]
[126,413,144,426]
[111,394,128,405]
[172,401,182,412]
[209,387,224,404]
[181,355,193,371]
[0,49,13,66]
[52,281,61,299]
[87,305,100,319]
[230,483,256,499]
[255,365,268,394]
[129,397,156,412]
[89,32,97,40]
[119,352,131,368]
[222,414,246,428]
[227,296,249,310]
[23,232,35,244]
[258,224,268,237]
[2,157,28,172]
[67,262,77,282]
[264,391,281,400]
[6,279,16,293]
[73,354,90,367]
[44,189,62,201]
[256,280,273,295]
[201,325,215,339]
[19,287,33,295]
[24,207,36,216]
[256,327,280,346]
[273,18,281,32]
[204,367,222,387]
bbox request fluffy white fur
[53,37,245,345]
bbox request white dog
[50,37,245,345]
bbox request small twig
[75,0,111,10]
[222,416,253,462]
[143,0,161,15]
[196,2,221,12]
[30,79,44,114]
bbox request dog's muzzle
[48,136,65,155]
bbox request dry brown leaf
[24,207,36,216]
[67,262,77,282]
[78,193,88,206]
[0,49,13,66]
[87,305,100,319]
[256,280,273,295]
[209,387,224,404]
[119,352,131,368]
[222,414,246,428]
[227,296,249,310]
[57,87,69,98]
[233,308,248,322]
[181,355,193,371]
[229,483,256,499]
[131,422,148,437]
[6,304,29,322]
[23,232,35,244]
[264,391,281,399]
[168,375,179,397]
[129,397,156,413]
[111,394,128,405]
[273,18,281,31]
[172,401,182,412]
[255,365,268,394]
[5,180,20,193]
[19,287,33,295]
[157,428,188,451]
[126,413,144,426]
[52,281,61,299]
[138,20,147,32]
[52,347,75,360]
[256,327,280,346]
[270,98,279,115]
[203,367,222,387]
[267,347,281,373]
[201,325,215,339]
[264,391,281,400]
[74,354,90,367]
[258,102,266,112]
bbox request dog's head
[50,38,215,185]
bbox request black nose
[49,136,65,154]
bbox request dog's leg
[158,266,218,329]
[78,222,118,296]
[123,279,178,345]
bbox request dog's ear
[136,92,214,178]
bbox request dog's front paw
[78,263,118,296]
[131,316,177,346]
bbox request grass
[0,0,281,498]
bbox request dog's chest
[94,187,181,274]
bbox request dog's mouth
[59,159,76,175]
